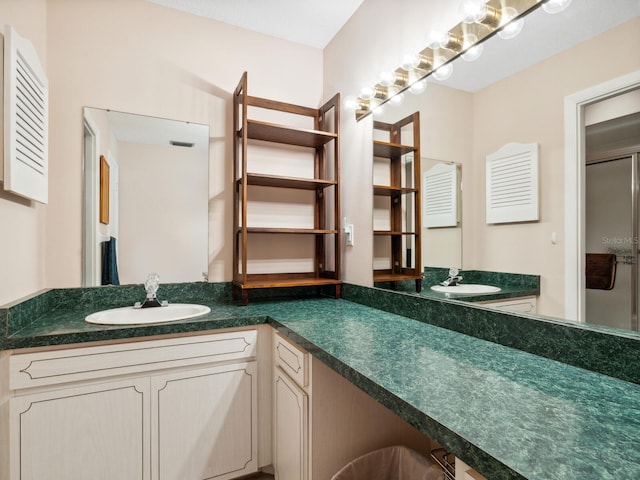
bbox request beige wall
[470,17,640,317]
[325,4,640,318]
[0,0,48,306]
[44,0,323,290]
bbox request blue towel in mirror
[101,236,120,286]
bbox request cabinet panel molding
[10,330,257,390]
[274,367,309,480]
[10,377,150,480]
[151,361,258,480]
[273,332,308,387]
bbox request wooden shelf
[233,72,341,305]
[372,113,421,294]
[373,185,417,196]
[373,272,423,282]
[243,120,337,148]
[373,140,416,158]
[244,227,337,234]
[374,230,418,236]
[234,274,341,290]
[241,173,336,190]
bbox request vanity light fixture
[349,0,568,120]
[459,0,502,28]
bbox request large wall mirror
[82,108,209,287]
[371,0,640,332]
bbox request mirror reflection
[82,108,209,287]
[371,0,640,332]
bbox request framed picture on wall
[99,155,110,225]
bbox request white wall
[0,0,48,306]
[118,141,208,284]
[44,0,323,290]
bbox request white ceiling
[147,0,638,92]
[146,0,366,49]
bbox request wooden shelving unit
[373,112,422,293]
[233,72,341,305]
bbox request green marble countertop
[3,293,639,479]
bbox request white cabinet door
[10,377,150,480]
[273,367,308,480]
[151,361,257,480]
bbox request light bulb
[427,30,447,49]
[401,52,419,71]
[498,8,524,39]
[462,42,484,61]
[542,0,572,14]
[360,86,374,100]
[409,79,427,95]
[378,71,395,87]
[373,104,385,115]
[433,63,453,81]
[389,93,404,106]
[461,34,483,62]
[459,0,487,24]
[344,96,359,111]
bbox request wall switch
[343,217,354,246]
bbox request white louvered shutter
[3,25,48,203]
[485,143,539,224]
[424,162,459,228]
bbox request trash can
[330,445,443,480]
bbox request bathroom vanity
[1,284,640,480]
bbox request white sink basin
[430,284,501,295]
[85,303,211,325]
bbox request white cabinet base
[273,367,308,480]
[151,362,258,480]
[10,378,150,480]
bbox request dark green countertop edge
[273,322,524,480]
[3,281,640,385]
[342,283,640,385]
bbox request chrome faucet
[135,273,167,308]
[440,268,463,287]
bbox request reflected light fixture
[542,0,572,14]
[409,79,427,95]
[498,7,524,39]
[461,34,484,61]
[432,63,453,81]
[389,92,405,106]
[351,0,552,120]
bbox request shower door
[585,152,639,331]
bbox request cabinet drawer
[10,329,257,390]
[481,296,537,314]
[273,332,308,388]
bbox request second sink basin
[430,284,501,295]
[85,303,211,325]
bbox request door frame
[564,70,640,322]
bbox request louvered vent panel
[15,54,46,174]
[424,163,458,228]
[486,143,538,224]
[4,25,49,203]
